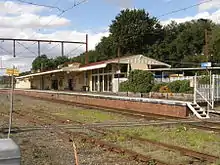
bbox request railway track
[1,93,220,164]
[6,108,219,164]
[4,109,170,164]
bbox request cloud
[0,14,70,28]
[0,29,109,73]
[199,0,220,11]
[0,1,46,15]
[161,10,220,25]
[0,1,109,74]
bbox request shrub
[167,80,182,93]
[151,83,167,92]
[119,70,154,93]
[119,81,129,92]
[127,70,154,93]
[198,75,210,84]
[179,80,192,93]
[167,80,191,93]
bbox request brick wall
[3,90,189,118]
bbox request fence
[194,74,220,109]
[155,76,194,83]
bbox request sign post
[6,67,19,138]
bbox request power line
[65,44,83,57]
[0,44,12,55]
[16,41,38,56]
[158,0,213,18]
[30,0,88,38]
[15,0,64,12]
[18,0,88,55]
[42,43,60,55]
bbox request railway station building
[15,55,170,93]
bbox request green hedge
[120,72,192,94]
[151,80,192,93]
[198,75,210,84]
[119,70,154,93]
[151,82,167,92]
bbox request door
[52,80,58,90]
[68,79,73,90]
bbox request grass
[103,133,194,164]
[53,108,132,123]
[112,125,220,157]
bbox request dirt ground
[0,94,220,165]
[0,94,146,165]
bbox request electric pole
[205,29,209,62]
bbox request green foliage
[119,81,129,92]
[151,80,191,93]
[30,10,220,74]
[179,80,192,93]
[151,83,167,92]
[167,80,191,93]
[32,54,49,71]
[167,80,183,93]
[110,9,163,54]
[198,75,210,84]
[19,71,31,76]
[119,70,154,93]
[32,55,70,71]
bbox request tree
[95,35,117,60]
[53,56,69,67]
[109,9,163,54]
[32,54,50,71]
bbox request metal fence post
[211,74,215,109]
[193,73,197,104]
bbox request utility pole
[8,65,14,138]
[205,29,209,62]
[117,46,120,93]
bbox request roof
[147,67,220,71]
[16,55,170,79]
[80,54,171,68]
[16,69,63,79]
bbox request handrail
[196,89,213,107]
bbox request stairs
[187,103,210,119]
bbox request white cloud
[199,0,220,11]
[0,28,109,73]
[0,1,46,15]
[161,10,220,25]
[0,1,109,74]
[0,14,70,28]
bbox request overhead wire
[41,43,60,55]
[65,44,83,57]
[15,0,64,12]
[0,44,12,55]
[158,0,213,18]
[17,0,88,56]
[16,41,38,56]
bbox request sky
[0,0,219,74]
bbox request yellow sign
[6,68,19,76]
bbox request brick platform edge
[0,89,190,118]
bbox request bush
[151,80,192,93]
[167,80,182,93]
[179,80,192,93]
[128,70,154,93]
[198,75,210,84]
[151,83,167,92]
[119,81,129,92]
[119,70,154,93]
